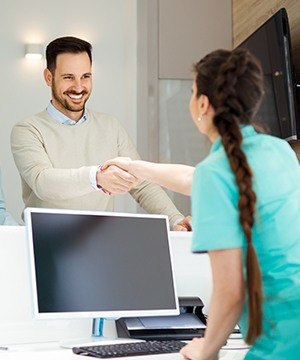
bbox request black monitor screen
[238,8,298,140]
[25,209,178,319]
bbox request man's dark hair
[46,36,92,73]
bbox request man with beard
[11,36,190,230]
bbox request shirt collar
[47,101,87,125]
[210,125,257,154]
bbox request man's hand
[96,165,138,194]
[102,157,132,172]
[172,215,192,231]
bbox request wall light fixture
[25,44,43,60]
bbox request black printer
[116,297,206,341]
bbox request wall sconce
[25,43,43,60]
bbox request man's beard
[52,86,90,113]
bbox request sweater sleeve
[11,120,94,202]
[116,122,184,226]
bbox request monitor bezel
[237,8,299,141]
[24,207,179,320]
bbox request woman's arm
[103,158,195,196]
[180,248,245,360]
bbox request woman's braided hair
[194,48,264,344]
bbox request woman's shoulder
[194,150,234,190]
[247,131,299,165]
[195,147,230,174]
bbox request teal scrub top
[191,125,300,359]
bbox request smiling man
[11,36,190,230]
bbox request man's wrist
[96,166,111,194]
[172,216,185,226]
[90,165,111,194]
[89,165,100,190]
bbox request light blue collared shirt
[47,101,87,125]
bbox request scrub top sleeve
[191,165,245,253]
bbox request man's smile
[65,92,86,102]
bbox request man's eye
[64,76,72,80]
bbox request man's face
[44,52,92,121]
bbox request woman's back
[192,125,300,358]
[245,130,300,359]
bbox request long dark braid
[194,48,264,344]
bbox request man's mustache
[64,90,88,95]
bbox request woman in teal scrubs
[103,48,300,359]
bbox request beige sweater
[11,109,183,226]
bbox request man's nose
[71,78,85,92]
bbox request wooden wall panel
[233,0,300,81]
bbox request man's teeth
[68,94,83,99]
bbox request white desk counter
[0,227,248,359]
[0,335,249,359]
[0,339,249,359]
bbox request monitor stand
[92,317,105,337]
[59,318,120,349]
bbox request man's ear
[43,68,53,86]
[197,94,210,115]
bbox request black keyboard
[72,340,186,358]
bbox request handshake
[96,157,192,231]
[96,157,140,195]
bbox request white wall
[0,0,137,223]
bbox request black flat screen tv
[237,8,299,141]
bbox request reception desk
[0,227,248,359]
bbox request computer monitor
[24,208,179,320]
[237,8,299,141]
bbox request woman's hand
[102,157,132,172]
[180,338,218,360]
